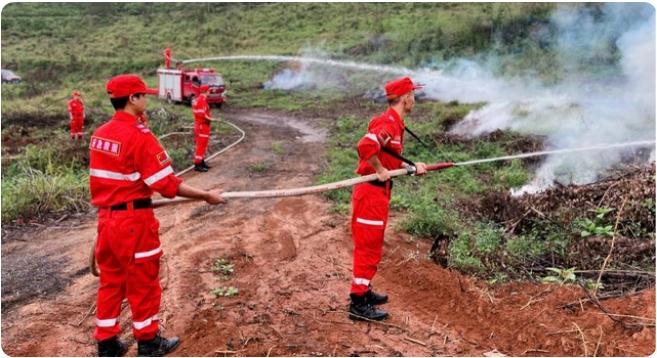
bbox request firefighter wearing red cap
[191,85,219,172]
[90,74,225,357]
[348,77,427,321]
[68,90,85,139]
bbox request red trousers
[194,122,211,164]
[350,182,391,295]
[94,205,163,342]
[70,116,84,137]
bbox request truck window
[201,75,224,86]
[192,76,200,86]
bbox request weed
[577,207,615,237]
[271,141,285,155]
[249,161,269,173]
[211,258,235,276]
[210,286,239,297]
[541,267,577,285]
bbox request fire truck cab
[158,67,226,107]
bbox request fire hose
[89,119,246,276]
[90,138,654,276]
[150,163,454,206]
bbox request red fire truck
[157,67,226,107]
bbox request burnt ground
[1,108,655,356]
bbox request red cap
[106,74,158,98]
[384,77,422,100]
[199,84,210,93]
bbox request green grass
[1,145,90,223]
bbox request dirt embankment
[1,109,654,357]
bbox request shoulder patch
[156,150,171,166]
[90,136,121,156]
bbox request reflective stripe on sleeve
[143,166,174,186]
[90,169,141,181]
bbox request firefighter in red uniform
[90,74,225,357]
[192,85,219,172]
[163,48,171,69]
[349,77,427,321]
[68,90,85,140]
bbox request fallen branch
[403,335,427,347]
[558,289,647,310]
[592,312,655,322]
[572,322,588,356]
[215,349,246,354]
[593,326,603,357]
[594,197,628,296]
[522,348,549,355]
[520,288,552,311]
[575,281,647,329]
[76,302,96,327]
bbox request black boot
[348,293,388,321]
[365,286,388,305]
[97,336,129,357]
[137,333,180,357]
[201,160,211,169]
[193,163,208,172]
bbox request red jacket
[68,98,85,118]
[89,111,182,207]
[192,94,210,124]
[355,107,405,176]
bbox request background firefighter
[349,77,427,321]
[163,47,171,69]
[68,90,85,139]
[90,74,225,357]
[191,84,219,172]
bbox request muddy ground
[1,108,655,356]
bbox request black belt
[109,198,152,211]
[368,179,393,189]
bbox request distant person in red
[191,85,220,172]
[163,48,171,69]
[68,90,85,140]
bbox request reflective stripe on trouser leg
[94,219,127,341]
[350,183,389,296]
[127,259,161,341]
[351,224,385,295]
[126,216,162,341]
[194,135,209,164]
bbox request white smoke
[258,4,655,194]
[445,3,655,194]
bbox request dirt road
[1,109,654,356]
